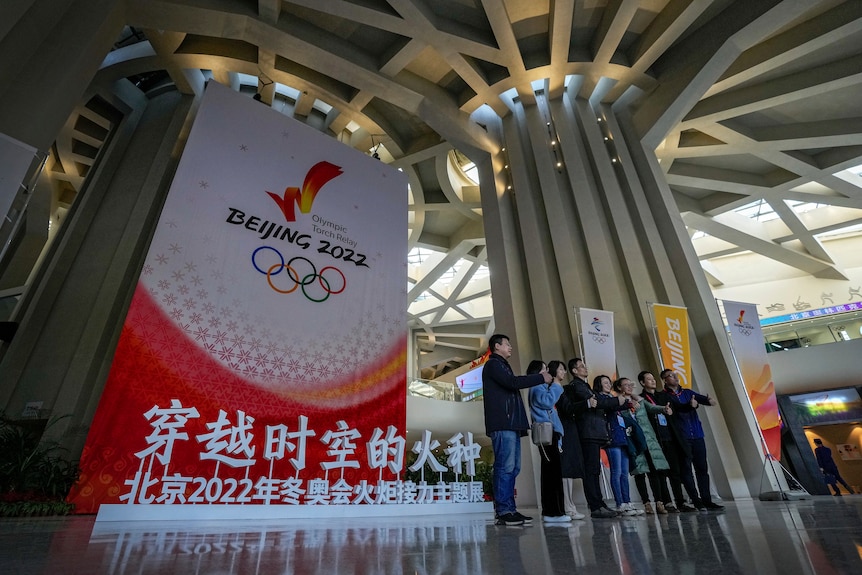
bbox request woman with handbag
[527,360,571,523]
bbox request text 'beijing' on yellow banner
[652,304,692,387]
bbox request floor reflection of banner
[69,82,408,513]
[722,300,781,459]
[579,308,616,380]
[652,304,692,387]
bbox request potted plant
[0,414,80,517]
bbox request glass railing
[407,378,483,402]
[763,309,862,352]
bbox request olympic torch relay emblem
[69,81,408,513]
[267,161,343,222]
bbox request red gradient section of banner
[68,286,406,514]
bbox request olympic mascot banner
[69,82,413,517]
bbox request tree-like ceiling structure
[38,0,862,379]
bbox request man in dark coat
[482,333,551,526]
[640,370,699,512]
[814,438,855,495]
[659,369,723,510]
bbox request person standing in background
[814,438,855,495]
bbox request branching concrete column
[478,85,760,499]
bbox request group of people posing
[482,333,723,527]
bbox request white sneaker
[618,504,638,517]
[569,511,586,520]
[628,503,645,515]
[543,515,572,523]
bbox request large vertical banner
[579,308,616,380]
[652,303,692,387]
[69,82,408,513]
[722,300,781,459]
[0,132,37,223]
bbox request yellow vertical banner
[652,303,692,387]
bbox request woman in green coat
[615,376,672,514]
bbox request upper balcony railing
[763,309,862,353]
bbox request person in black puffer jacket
[557,358,629,519]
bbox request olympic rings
[252,247,346,302]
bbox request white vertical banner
[721,300,781,460]
[579,307,616,381]
[0,132,37,220]
[70,81,409,513]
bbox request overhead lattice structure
[30,0,862,378]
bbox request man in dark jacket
[640,370,698,512]
[482,333,551,526]
[814,438,855,495]
[659,369,723,510]
[557,357,629,519]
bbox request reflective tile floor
[2,496,861,574]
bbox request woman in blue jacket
[528,360,570,523]
[595,375,640,516]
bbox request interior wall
[768,338,862,395]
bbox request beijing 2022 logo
[254,161,348,302]
[228,160,365,302]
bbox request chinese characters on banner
[68,81,413,512]
[117,399,485,506]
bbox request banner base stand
[95,502,494,523]
[759,454,810,502]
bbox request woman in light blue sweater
[528,360,570,523]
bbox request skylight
[408,247,435,265]
[733,199,826,223]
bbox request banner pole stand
[758,451,809,501]
[572,306,583,359]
